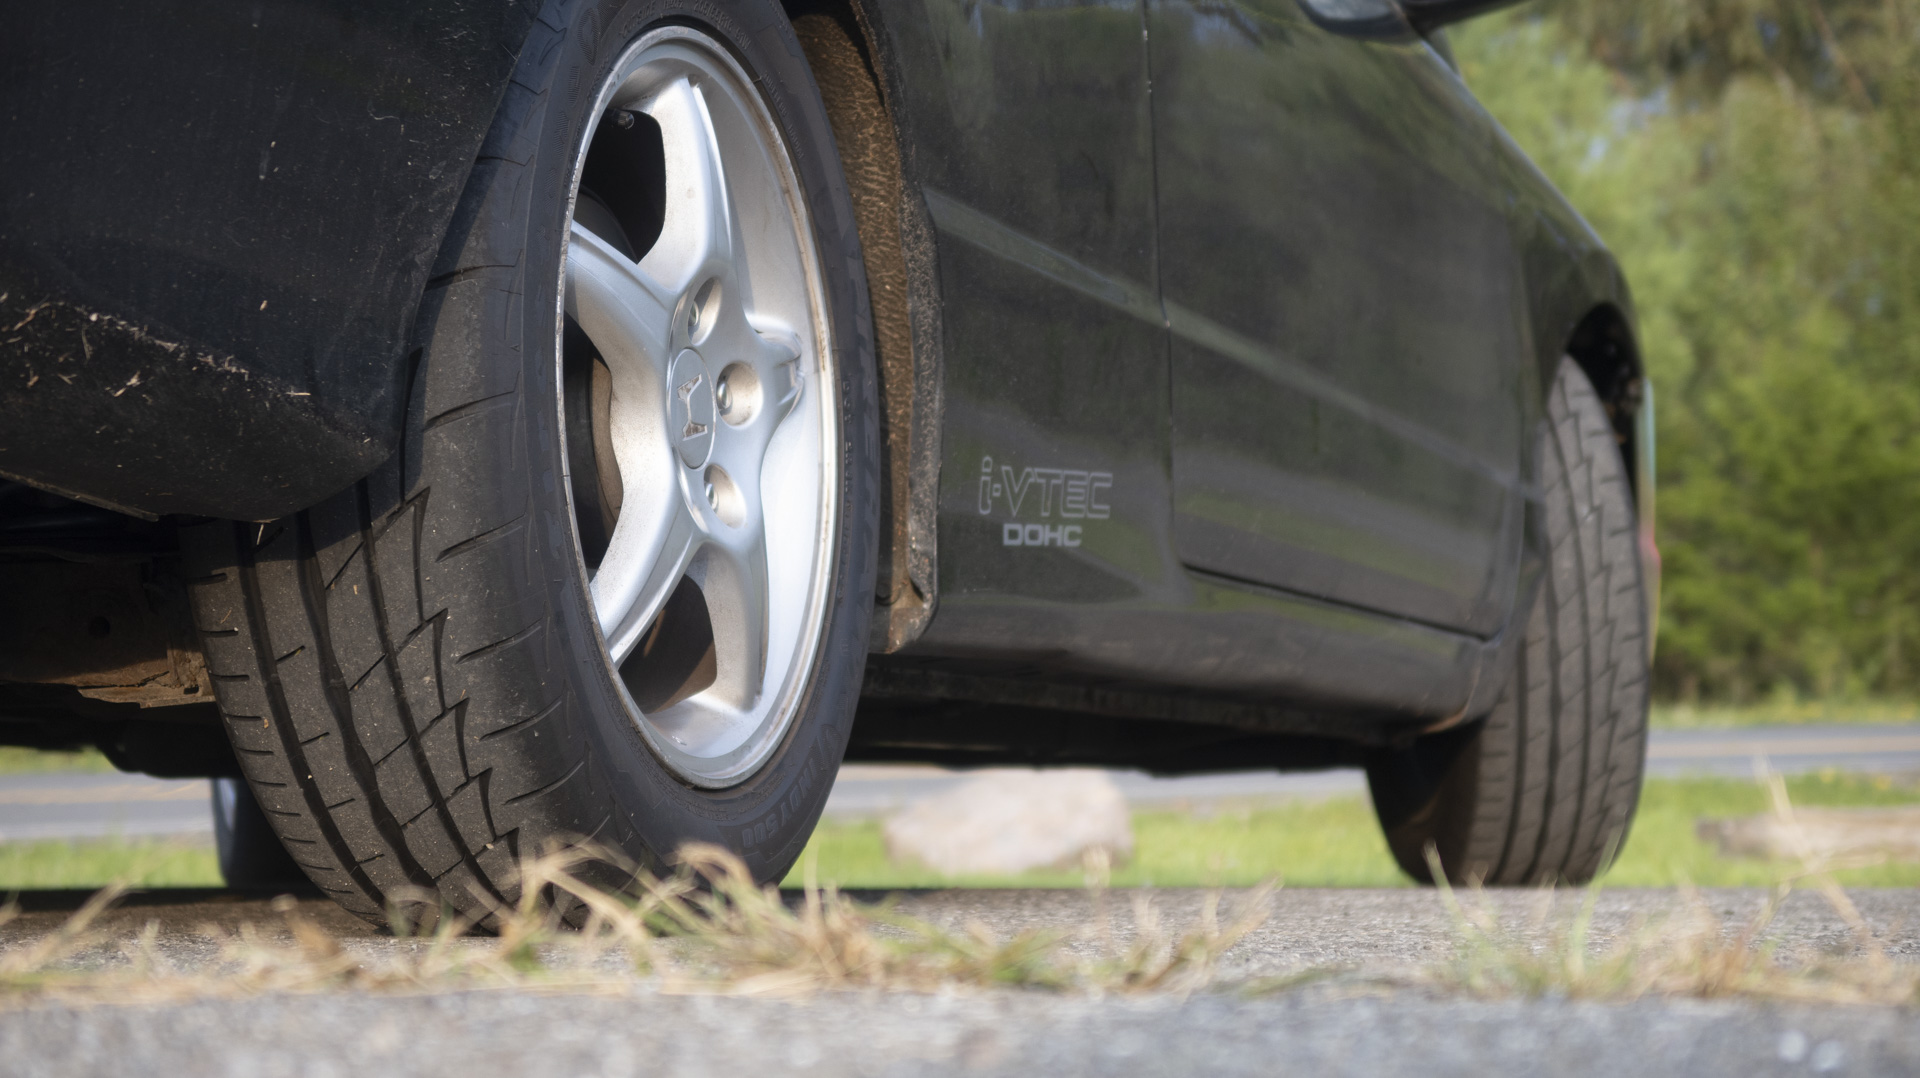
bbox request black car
[0,0,1652,916]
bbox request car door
[873,0,1174,650]
[1147,0,1530,636]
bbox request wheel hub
[668,349,715,469]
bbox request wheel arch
[1563,302,1644,491]
[784,0,946,653]
[1561,300,1659,646]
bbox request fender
[0,1,538,520]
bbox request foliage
[1652,698,1920,727]
[1554,0,1920,109]
[1453,2,1920,703]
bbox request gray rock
[882,769,1133,877]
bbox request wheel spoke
[567,222,676,379]
[637,76,736,297]
[686,528,769,712]
[593,497,701,666]
[689,316,804,720]
[748,323,805,421]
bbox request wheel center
[667,349,715,469]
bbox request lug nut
[715,375,733,417]
[688,278,716,337]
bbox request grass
[782,771,1920,891]
[787,796,1403,891]
[1652,699,1920,728]
[0,769,1910,897]
[0,779,1909,1006]
[0,826,1910,1008]
[0,773,1912,893]
[1434,867,1917,1005]
[0,844,1274,1004]
[1431,774,1920,1005]
[0,747,114,775]
[0,839,219,890]
[1607,771,1920,887]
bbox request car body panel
[888,183,1487,720]
[866,1,1174,640]
[855,0,1498,723]
[0,0,534,519]
[1150,0,1530,637]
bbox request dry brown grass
[1432,774,1920,1006]
[0,843,1272,1006]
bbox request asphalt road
[0,886,1915,1076]
[0,772,212,841]
[5,878,1916,961]
[6,985,1918,1077]
[5,724,1916,842]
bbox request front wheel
[185,2,879,926]
[1366,358,1650,886]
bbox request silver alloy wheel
[558,27,840,789]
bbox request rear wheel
[1366,357,1649,886]
[184,2,878,925]
[211,777,310,892]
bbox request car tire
[182,0,878,926]
[211,776,313,892]
[1365,357,1649,886]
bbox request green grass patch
[784,771,1920,891]
[789,796,1406,891]
[0,747,116,775]
[0,775,1913,895]
[0,838,220,890]
[1652,700,1920,728]
[1605,771,1920,888]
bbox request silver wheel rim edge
[553,26,841,789]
